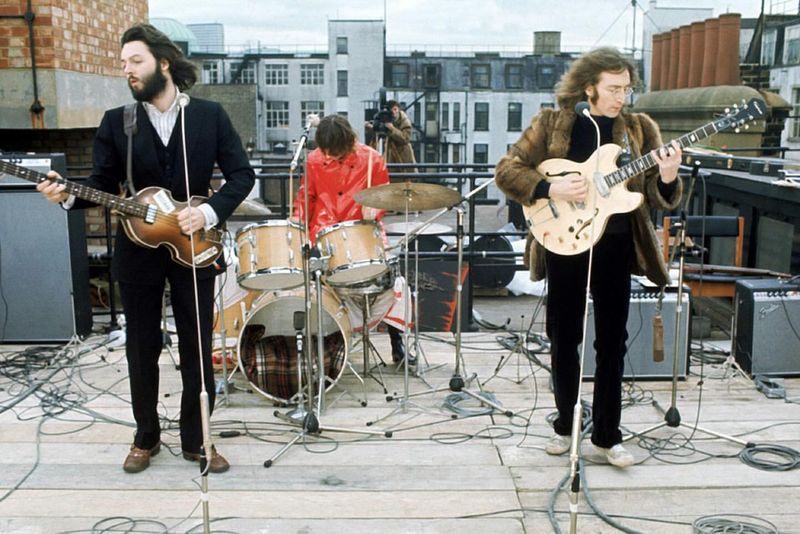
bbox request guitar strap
[123,103,138,197]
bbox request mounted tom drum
[235,219,304,290]
[317,220,387,286]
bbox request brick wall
[0,0,148,74]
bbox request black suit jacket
[75,97,255,283]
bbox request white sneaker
[600,443,635,468]
[545,434,570,455]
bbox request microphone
[652,312,664,362]
[575,101,590,117]
[176,93,190,108]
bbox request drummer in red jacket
[293,114,412,365]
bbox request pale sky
[148,0,765,53]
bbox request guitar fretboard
[0,160,146,218]
[604,120,726,187]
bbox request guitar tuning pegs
[734,127,741,133]
[724,107,731,113]
[744,125,750,130]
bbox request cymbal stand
[266,127,390,468]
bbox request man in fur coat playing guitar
[38,24,254,474]
[495,47,683,467]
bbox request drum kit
[214,175,510,466]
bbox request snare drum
[237,286,351,405]
[236,220,304,290]
[316,220,387,286]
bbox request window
[471,64,490,88]
[452,144,461,164]
[390,63,409,87]
[505,64,523,89]
[425,101,438,122]
[337,70,348,97]
[425,143,439,163]
[231,62,255,84]
[473,143,488,164]
[792,88,800,138]
[761,29,776,66]
[265,64,288,85]
[265,101,289,128]
[474,102,489,131]
[440,143,449,163]
[453,102,461,131]
[786,26,800,64]
[507,102,522,131]
[423,64,441,87]
[301,101,325,124]
[441,102,449,131]
[537,64,556,88]
[336,36,348,54]
[541,102,555,109]
[202,62,219,84]
[301,64,324,85]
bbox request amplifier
[583,285,691,380]
[0,153,92,342]
[734,279,800,377]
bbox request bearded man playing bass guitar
[495,47,682,468]
[38,23,254,474]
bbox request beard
[128,66,168,103]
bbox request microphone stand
[625,162,749,447]
[566,104,602,534]
[266,129,390,468]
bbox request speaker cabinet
[583,285,691,380]
[0,154,92,342]
[401,254,470,333]
[734,279,800,377]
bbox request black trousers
[545,232,633,448]
[120,267,216,454]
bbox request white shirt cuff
[60,194,76,210]
[197,202,219,230]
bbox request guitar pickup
[144,204,157,224]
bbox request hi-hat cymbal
[233,199,272,216]
[383,221,452,235]
[354,182,461,211]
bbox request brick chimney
[688,20,705,88]
[701,17,720,87]
[716,13,741,86]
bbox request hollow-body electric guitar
[522,98,765,256]
[0,160,222,268]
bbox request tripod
[625,207,749,449]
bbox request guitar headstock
[716,98,766,134]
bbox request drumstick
[367,149,373,188]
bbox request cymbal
[233,199,272,216]
[383,221,452,235]
[354,182,461,211]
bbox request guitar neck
[0,160,147,218]
[605,120,723,188]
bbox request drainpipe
[1,0,45,126]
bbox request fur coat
[494,106,683,286]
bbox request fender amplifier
[734,279,800,377]
[583,284,691,380]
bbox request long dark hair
[555,47,639,111]
[315,115,357,158]
[121,23,197,91]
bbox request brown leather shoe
[182,445,230,473]
[123,442,161,473]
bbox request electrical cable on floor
[693,513,779,534]
[442,390,498,417]
[739,443,800,471]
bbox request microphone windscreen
[575,101,590,116]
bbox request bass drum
[237,286,351,405]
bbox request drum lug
[342,229,348,240]
[346,249,353,263]
[327,242,335,255]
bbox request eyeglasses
[602,86,634,98]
